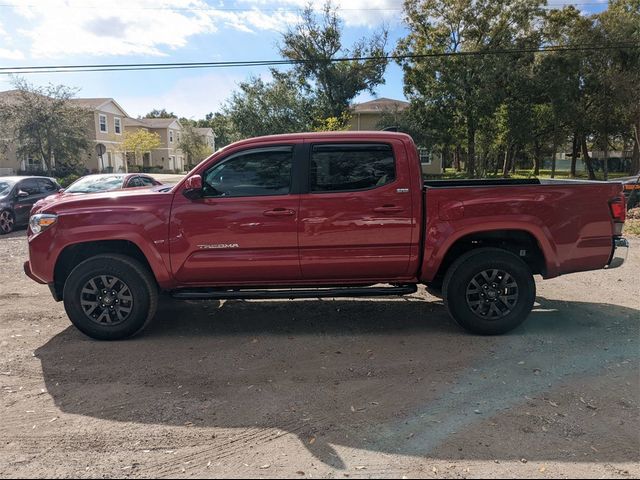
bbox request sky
[0,0,609,120]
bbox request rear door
[298,140,415,280]
[170,144,303,284]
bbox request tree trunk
[467,124,476,178]
[533,140,541,176]
[631,115,640,175]
[571,132,579,177]
[502,145,511,177]
[603,133,609,181]
[581,135,596,180]
[551,136,558,179]
[511,146,517,175]
[454,145,462,172]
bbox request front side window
[310,144,396,193]
[99,114,107,133]
[19,179,41,195]
[114,117,121,134]
[203,147,293,198]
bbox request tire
[442,248,535,335]
[0,209,15,235]
[63,254,158,340]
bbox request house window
[177,132,180,142]
[99,114,107,133]
[114,117,121,134]
[169,130,174,143]
[419,148,431,165]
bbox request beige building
[0,90,215,176]
[348,97,443,175]
[123,117,187,172]
[69,98,129,173]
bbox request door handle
[263,208,295,217]
[374,205,404,214]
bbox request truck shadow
[35,296,639,468]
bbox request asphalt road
[1,228,638,478]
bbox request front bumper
[23,261,47,284]
[605,237,629,269]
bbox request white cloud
[9,0,301,59]
[238,0,401,28]
[0,48,25,60]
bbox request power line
[1,43,637,75]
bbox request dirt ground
[1,229,638,479]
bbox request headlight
[29,214,57,234]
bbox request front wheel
[63,254,158,340]
[0,209,15,234]
[442,248,535,335]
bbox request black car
[0,176,62,234]
[613,175,640,209]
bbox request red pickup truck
[24,132,629,340]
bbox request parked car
[614,175,640,209]
[25,132,629,340]
[0,176,62,234]
[33,173,162,210]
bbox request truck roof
[225,131,415,150]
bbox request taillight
[609,195,626,224]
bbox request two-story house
[69,98,130,173]
[123,117,186,172]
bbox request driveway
[1,229,638,478]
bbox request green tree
[0,77,90,175]
[144,108,176,119]
[223,74,315,139]
[280,1,388,120]
[179,123,213,168]
[197,112,236,150]
[121,129,161,171]
[397,0,545,177]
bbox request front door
[298,141,415,280]
[170,145,301,285]
[13,178,49,224]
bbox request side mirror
[58,188,65,193]
[17,190,30,198]
[183,175,203,200]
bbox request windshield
[65,175,125,194]
[0,180,16,196]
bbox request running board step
[171,284,417,300]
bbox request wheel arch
[423,227,553,286]
[53,240,157,301]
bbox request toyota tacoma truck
[24,132,629,340]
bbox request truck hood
[32,186,173,215]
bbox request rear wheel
[0,210,15,234]
[443,248,535,335]
[63,254,158,340]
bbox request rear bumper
[605,237,629,269]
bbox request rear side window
[310,144,396,193]
[203,147,293,197]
